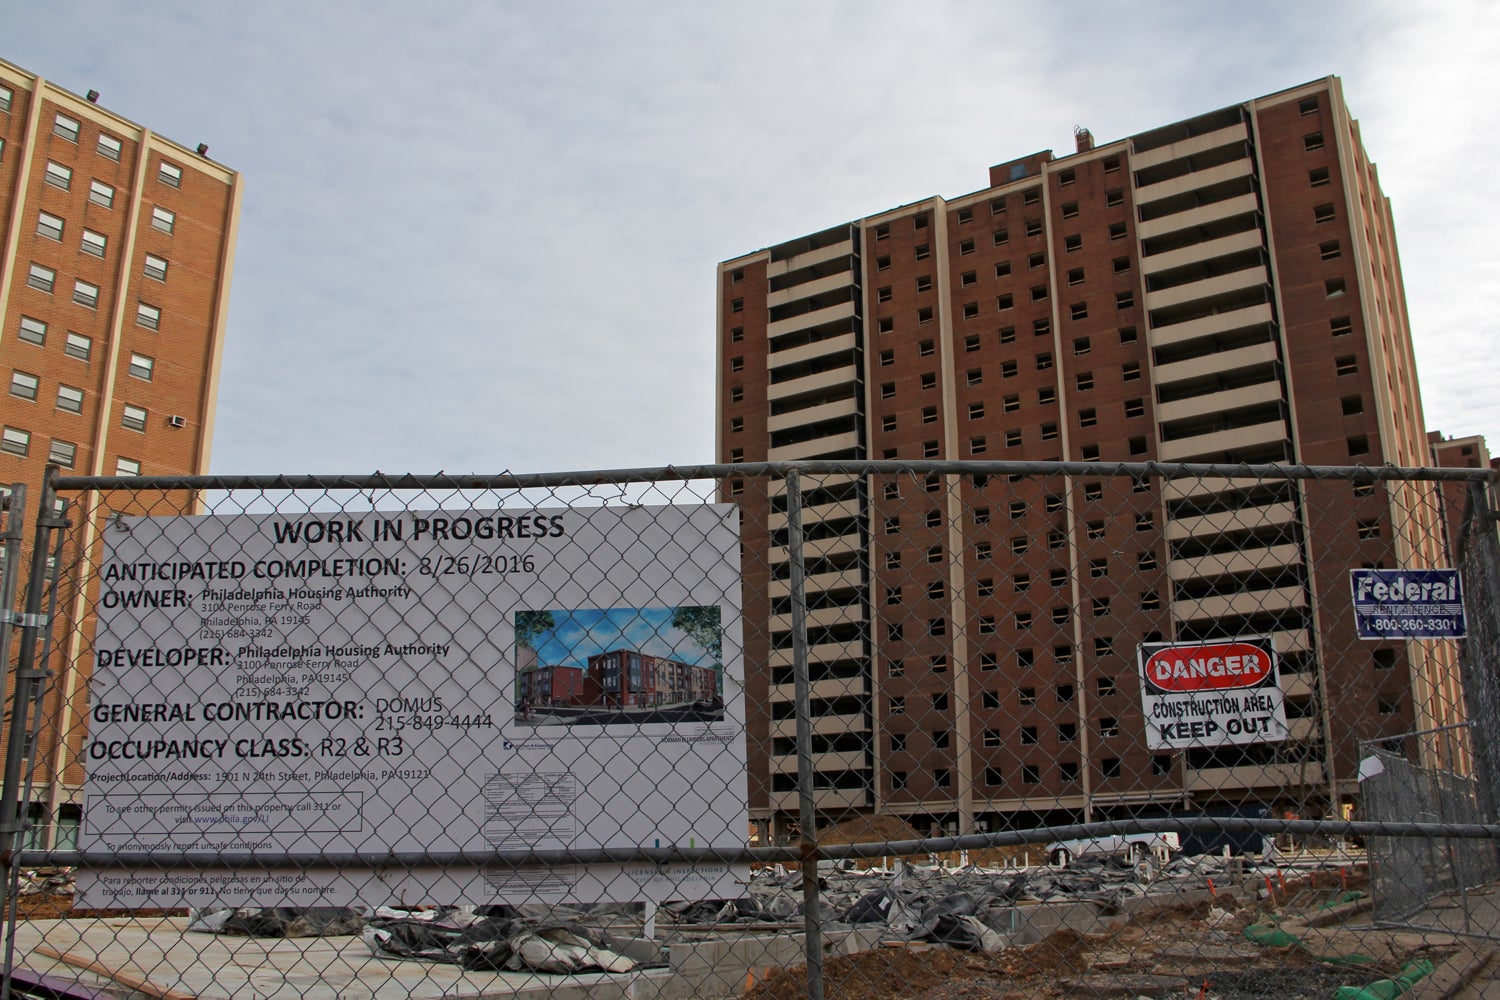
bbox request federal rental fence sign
[1350,568,1467,639]
[1137,637,1289,750]
[77,504,750,908]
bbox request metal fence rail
[0,459,1493,1000]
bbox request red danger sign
[1141,641,1274,694]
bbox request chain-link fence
[0,460,1495,1000]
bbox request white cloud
[6,0,1495,473]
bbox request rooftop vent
[1074,126,1094,153]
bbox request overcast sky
[8,2,1497,475]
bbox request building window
[151,206,176,234]
[18,317,46,345]
[1299,96,1320,115]
[728,416,743,433]
[81,229,107,257]
[44,161,72,190]
[48,439,76,467]
[1005,429,1022,448]
[993,229,1009,246]
[956,206,973,224]
[1347,434,1370,457]
[0,85,10,112]
[878,316,895,334]
[1357,519,1381,540]
[56,385,84,413]
[73,281,100,308]
[122,404,148,432]
[964,333,982,352]
[914,244,930,261]
[158,161,183,188]
[89,180,115,208]
[1105,188,1123,207]
[1020,726,1038,746]
[1320,240,1342,260]
[958,238,975,256]
[1314,203,1336,223]
[1009,534,1028,554]
[1035,352,1053,371]
[880,382,895,400]
[1038,385,1055,404]
[1086,520,1106,539]
[1040,421,1058,440]
[36,212,64,241]
[729,356,743,372]
[1303,132,1325,151]
[919,338,936,357]
[997,293,1014,311]
[1067,268,1085,287]
[1070,302,1088,320]
[990,197,1006,215]
[116,457,142,476]
[926,545,943,564]
[128,353,155,381]
[97,133,122,160]
[918,306,934,324]
[1116,291,1135,309]
[1138,550,1158,570]
[923,440,940,458]
[1065,234,1082,253]
[0,428,30,456]
[885,586,902,607]
[144,255,169,282]
[65,332,92,361]
[921,372,937,390]
[890,771,907,790]
[1331,315,1353,337]
[1122,362,1141,381]
[1341,395,1364,415]
[9,371,38,401]
[913,213,929,230]
[881,414,898,433]
[1079,407,1097,427]
[1335,355,1358,376]
[1325,278,1346,298]
[1061,201,1079,219]
[1309,167,1331,187]
[1025,219,1043,237]
[877,286,892,303]
[1003,394,1020,412]
[27,264,55,293]
[53,113,80,142]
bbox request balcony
[769,640,864,668]
[766,364,858,402]
[768,531,861,564]
[1135,158,1254,208]
[1154,379,1284,424]
[767,272,856,309]
[768,429,860,461]
[766,239,853,278]
[1131,122,1250,170]
[767,397,859,435]
[767,568,863,600]
[767,331,857,372]
[1172,584,1306,622]
[769,750,867,775]
[1184,762,1324,793]
[771,712,869,739]
[1165,500,1298,542]
[768,300,856,339]
[1141,229,1263,277]
[769,602,865,635]
[1157,419,1287,463]
[1168,542,1304,582]
[1145,267,1267,312]
[770,787,869,811]
[1148,303,1274,350]
[771,676,868,704]
[1137,193,1260,241]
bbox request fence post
[785,467,824,1000]
[1459,480,1500,823]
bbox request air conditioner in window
[168,415,186,428]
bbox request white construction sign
[76,504,749,908]
[1137,637,1289,750]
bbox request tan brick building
[0,58,241,846]
[717,77,1463,840]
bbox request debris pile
[362,906,641,973]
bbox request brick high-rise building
[717,77,1461,840]
[0,59,241,846]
